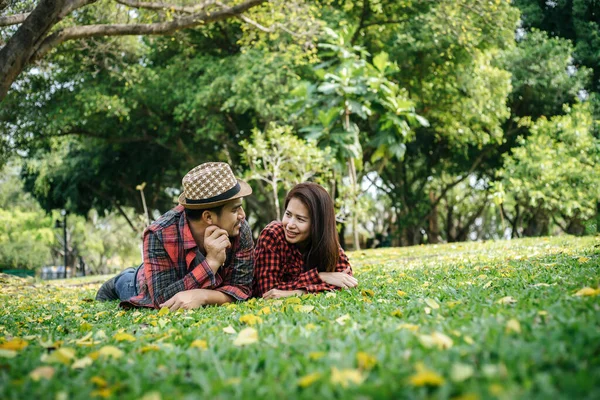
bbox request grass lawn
[1,236,599,399]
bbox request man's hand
[204,225,231,272]
[318,267,358,289]
[159,289,208,312]
[159,289,234,311]
[263,289,306,299]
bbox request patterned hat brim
[178,179,252,209]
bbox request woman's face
[282,197,311,245]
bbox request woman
[253,182,358,299]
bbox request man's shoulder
[146,205,185,235]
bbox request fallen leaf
[325,292,337,298]
[157,307,169,316]
[97,345,123,359]
[450,363,474,382]
[330,367,365,388]
[574,287,600,297]
[390,309,403,318]
[223,326,237,334]
[361,289,374,297]
[496,296,517,305]
[30,366,55,381]
[397,323,419,332]
[408,363,444,387]
[424,298,440,309]
[0,349,17,358]
[0,338,29,351]
[233,328,258,346]
[190,340,208,350]
[140,392,162,400]
[239,314,263,326]
[113,332,136,342]
[505,318,521,334]
[419,332,453,350]
[397,290,407,297]
[90,376,108,387]
[308,351,325,361]
[294,305,315,313]
[72,356,94,369]
[43,347,76,365]
[79,322,93,332]
[139,345,160,353]
[304,323,317,331]
[297,372,322,388]
[335,314,351,325]
[356,351,377,370]
[257,307,271,315]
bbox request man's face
[211,198,246,237]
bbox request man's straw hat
[178,162,252,209]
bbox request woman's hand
[263,289,306,299]
[318,267,358,289]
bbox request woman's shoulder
[257,221,286,244]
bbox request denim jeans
[114,266,141,301]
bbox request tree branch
[0,13,28,27]
[32,0,266,61]
[114,0,217,13]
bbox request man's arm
[214,220,254,301]
[143,230,220,308]
[160,289,234,311]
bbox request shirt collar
[180,211,198,250]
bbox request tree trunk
[0,0,68,99]
[523,209,550,237]
[348,157,360,250]
[272,180,281,221]
[427,190,440,243]
[338,221,346,250]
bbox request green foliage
[496,103,600,234]
[240,124,333,219]
[500,29,591,120]
[1,237,599,398]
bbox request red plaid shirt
[122,205,254,309]
[253,221,352,297]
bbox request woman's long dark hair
[284,182,339,272]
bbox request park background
[1,0,599,276]
[1,2,600,399]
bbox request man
[95,162,254,311]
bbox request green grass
[1,236,599,399]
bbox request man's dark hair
[185,205,224,221]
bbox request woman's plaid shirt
[252,221,352,297]
[122,205,254,309]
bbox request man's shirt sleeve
[143,230,216,308]
[215,220,254,301]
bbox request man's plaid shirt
[122,205,254,309]
[252,221,352,297]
